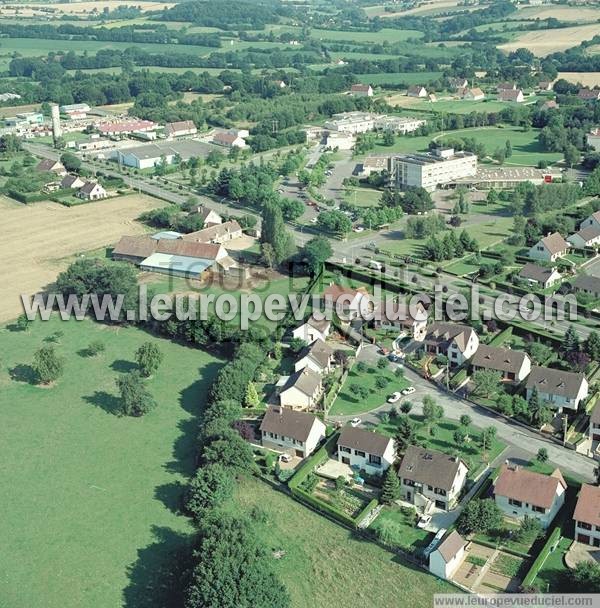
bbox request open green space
[0,316,222,608]
[357,72,443,86]
[369,505,434,553]
[233,476,456,608]
[310,28,424,43]
[532,536,572,592]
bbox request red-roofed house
[494,464,566,528]
[574,484,600,546]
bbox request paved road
[329,345,597,483]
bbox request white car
[387,392,402,404]
[310,217,318,224]
[417,514,432,529]
[401,386,416,396]
[353,226,365,233]
[350,417,361,427]
[279,453,292,463]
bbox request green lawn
[475,520,540,557]
[533,536,573,592]
[233,477,456,608]
[369,505,434,553]
[357,72,443,86]
[0,316,222,608]
[310,27,424,43]
[329,363,409,416]
[376,415,506,480]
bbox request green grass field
[0,316,222,608]
[357,72,443,86]
[233,476,457,608]
[310,27,423,43]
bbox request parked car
[350,417,362,427]
[387,392,402,403]
[310,217,318,224]
[353,226,365,233]
[279,453,292,463]
[388,353,402,363]
[417,514,432,529]
[401,386,416,396]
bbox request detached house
[292,315,331,344]
[526,366,589,412]
[422,322,479,367]
[192,205,222,228]
[574,484,600,547]
[60,174,85,189]
[279,367,323,410]
[499,89,525,103]
[398,445,469,511]
[183,220,243,245]
[579,210,600,232]
[350,84,373,97]
[463,87,485,101]
[407,85,428,98]
[322,283,370,321]
[260,406,326,458]
[164,120,197,138]
[372,300,428,341]
[77,181,107,201]
[429,531,466,581]
[589,404,600,452]
[518,263,561,290]
[494,464,566,528]
[294,338,334,375]
[528,232,569,262]
[572,274,600,299]
[471,344,531,383]
[336,427,396,475]
[568,225,600,249]
[36,159,66,176]
[212,131,246,148]
[579,88,600,102]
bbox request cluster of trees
[361,205,403,231]
[424,229,479,262]
[404,213,446,240]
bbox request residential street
[329,344,598,483]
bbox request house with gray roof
[568,225,600,249]
[471,344,531,383]
[526,366,589,412]
[528,232,569,262]
[279,367,323,411]
[572,274,600,299]
[294,338,334,375]
[337,427,396,475]
[398,445,468,511]
[422,322,479,367]
[518,263,561,290]
[260,406,326,458]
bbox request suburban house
[294,339,334,375]
[279,367,323,410]
[573,484,600,547]
[60,174,85,189]
[579,210,600,232]
[336,426,396,475]
[471,344,531,383]
[579,88,600,102]
[494,464,566,528]
[499,89,525,103]
[77,181,107,201]
[588,128,600,151]
[398,445,469,511]
[528,232,569,262]
[183,220,243,245]
[422,322,480,367]
[543,100,559,111]
[429,531,466,581]
[192,205,222,227]
[572,274,600,299]
[518,263,561,290]
[497,82,516,92]
[526,366,589,412]
[212,131,246,148]
[372,300,428,341]
[322,283,370,321]
[568,225,600,249]
[407,85,428,98]
[165,120,197,138]
[350,84,373,97]
[292,315,331,344]
[462,87,485,101]
[36,159,66,176]
[259,406,326,458]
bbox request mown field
[0,316,222,608]
[232,476,457,608]
[357,71,443,86]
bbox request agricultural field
[509,5,600,22]
[0,194,160,323]
[557,72,600,87]
[232,476,457,608]
[309,27,424,43]
[357,72,443,86]
[499,23,600,56]
[0,315,222,608]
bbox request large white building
[324,112,377,134]
[391,148,477,191]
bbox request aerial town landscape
[3,0,600,607]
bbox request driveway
[329,344,597,483]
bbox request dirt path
[0,194,161,323]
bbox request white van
[369,260,383,271]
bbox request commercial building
[390,148,477,191]
[164,120,197,138]
[325,131,355,150]
[60,103,90,119]
[373,115,425,134]
[114,140,217,169]
[324,112,377,134]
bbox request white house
[471,345,531,383]
[372,300,428,341]
[429,531,466,580]
[279,367,323,410]
[165,120,197,138]
[350,84,373,97]
[294,338,334,375]
[528,232,569,262]
[60,174,85,189]
[499,89,525,103]
[407,85,428,98]
[212,131,246,148]
[336,426,396,475]
[322,283,370,322]
[325,131,355,151]
[292,316,332,344]
[192,205,222,228]
[463,87,485,101]
[398,445,469,511]
[568,225,600,249]
[572,274,600,299]
[494,464,566,529]
[574,484,600,547]
[518,263,561,290]
[526,366,589,412]
[36,159,66,176]
[77,181,107,201]
[183,220,243,245]
[259,406,326,458]
[422,322,479,367]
